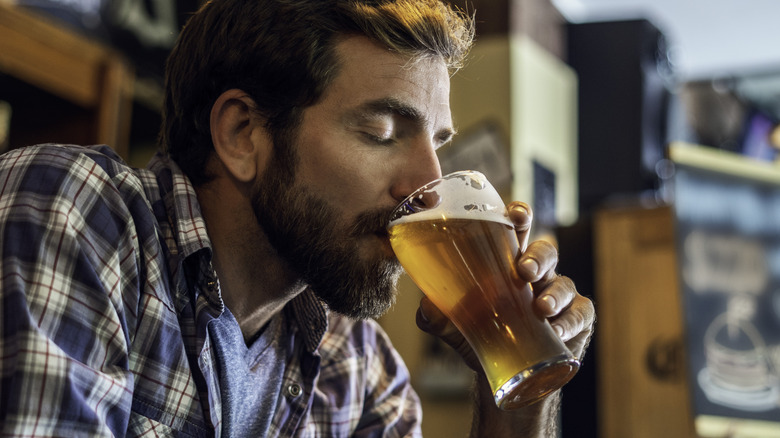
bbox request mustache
[349,207,397,238]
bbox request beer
[389,216,578,408]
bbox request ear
[210,89,271,182]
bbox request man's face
[253,36,454,319]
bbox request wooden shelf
[0,3,134,158]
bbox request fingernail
[512,204,528,215]
[553,324,564,338]
[521,258,539,275]
[418,302,430,323]
[542,295,557,313]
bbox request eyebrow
[351,97,457,144]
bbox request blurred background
[2,0,779,436]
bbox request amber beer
[389,204,579,409]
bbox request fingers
[553,293,596,360]
[526,270,595,360]
[534,274,578,319]
[516,239,559,285]
[508,201,558,286]
[508,224,596,360]
[507,201,532,252]
[550,288,591,338]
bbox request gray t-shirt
[208,307,287,436]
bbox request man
[0,0,594,436]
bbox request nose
[389,139,442,204]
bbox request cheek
[296,144,388,212]
[293,114,395,212]
[321,163,384,209]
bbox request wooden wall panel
[594,206,699,438]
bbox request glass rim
[397,169,485,204]
[388,170,488,226]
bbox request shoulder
[0,144,144,201]
[0,144,155,221]
[0,144,162,308]
[1,143,131,175]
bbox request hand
[415,201,595,370]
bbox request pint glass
[387,170,579,410]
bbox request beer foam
[389,205,513,226]
[389,171,513,227]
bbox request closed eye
[362,132,396,145]
[346,97,455,149]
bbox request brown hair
[160,0,474,185]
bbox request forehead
[321,35,453,124]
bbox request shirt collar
[147,153,212,261]
[289,289,329,353]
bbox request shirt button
[286,383,302,398]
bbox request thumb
[416,296,480,371]
[416,296,456,336]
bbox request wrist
[470,372,560,438]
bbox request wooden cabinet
[0,3,134,158]
[594,205,699,438]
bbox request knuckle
[556,274,577,291]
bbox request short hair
[160,0,474,185]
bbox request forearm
[469,373,560,438]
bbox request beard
[250,146,403,320]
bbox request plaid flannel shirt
[0,144,422,437]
